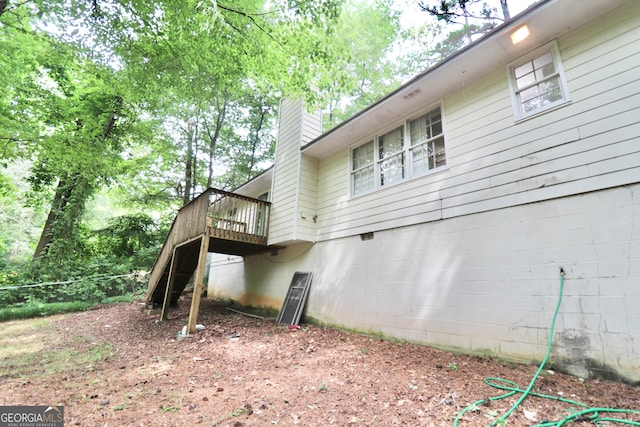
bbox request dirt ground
[1,298,639,427]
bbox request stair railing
[146,189,213,302]
[146,188,271,302]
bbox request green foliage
[0,301,87,322]
[0,174,17,260]
[1,0,411,295]
[0,255,148,307]
[318,0,403,128]
[0,8,44,163]
[88,213,161,259]
[401,1,520,76]
[0,208,161,309]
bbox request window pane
[410,116,428,143]
[514,61,533,78]
[353,165,374,195]
[516,71,536,90]
[379,126,403,159]
[532,51,553,69]
[433,137,446,168]
[409,108,442,146]
[522,93,548,112]
[543,77,561,93]
[352,140,373,170]
[536,62,556,80]
[412,136,446,175]
[521,76,563,112]
[522,97,537,113]
[412,145,428,175]
[547,87,563,103]
[520,85,540,102]
[379,152,404,186]
[431,119,442,137]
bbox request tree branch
[217,3,285,49]
[1,136,33,158]
[417,0,505,24]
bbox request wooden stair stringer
[148,238,201,306]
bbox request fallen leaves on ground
[1,298,638,426]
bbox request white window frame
[349,104,447,197]
[507,40,571,121]
[377,124,406,187]
[350,139,375,196]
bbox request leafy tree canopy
[1,0,406,278]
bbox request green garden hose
[454,271,640,426]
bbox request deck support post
[187,228,210,335]
[160,248,179,321]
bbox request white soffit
[302,0,630,160]
[233,167,273,197]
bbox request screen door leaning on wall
[277,272,313,326]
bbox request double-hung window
[508,41,570,120]
[351,140,375,195]
[378,126,405,186]
[409,108,446,175]
[351,105,446,196]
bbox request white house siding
[295,154,319,241]
[268,100,301,244]
[313,1,640,240]
[268,99,321,245]
[301,111,323,145]
[209,184,640,382]
[209,3,640,382]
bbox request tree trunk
[33,179,73,260]
[183,118,195,205]
[192,122,199,198]
[0,0,8,17]
[32,175,91,262]
[463,13,472,45]
[248,107,267,179]
[205,99,228,188]
[32,95,122,263]
[500,0,511,21]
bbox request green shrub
[0,301,86,322]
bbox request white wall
[209,184,640,382]
[313,0,640,241]
[269,99,321,245]
[208,2,640,382]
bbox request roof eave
[301,0,629,160]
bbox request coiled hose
[454,272,640,426]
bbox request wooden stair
[145,188,272,327]
[147,239,201,307]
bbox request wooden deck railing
[146,188,271,301]
[146,190,211,300]
[207,188,271,245]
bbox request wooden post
[160,248,179,321]
[187,228,210,334]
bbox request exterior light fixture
[511,25,530,45]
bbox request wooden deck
[145,188,272,330]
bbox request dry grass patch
[0,315,112,379]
